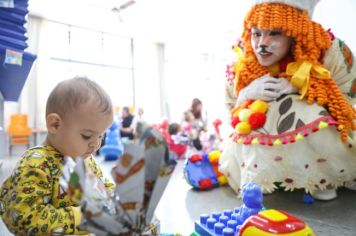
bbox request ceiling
[28,0,254,52]
[28,0,356,53]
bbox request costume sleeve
[85,156,115,190]
[225,77,237,111]
[323,38,356,104]
[1,166,80,235]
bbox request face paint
[251,27,292,67]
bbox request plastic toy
[208,151,228,186]
[184,153,218,190]
[234,182,263,227]
[194,182,263,235]
[194,209,239,236]
[184,151,227,190]
[239,209,316,236]
[100,121,124,161]
[194,208,316,236]
[303,194,315,204]
[193,182,316,236]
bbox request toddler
[0,76,114,235]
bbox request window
[44,21,134,105]
[36,21,134,128]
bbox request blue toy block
[195,211,239,236]
[194,182,264,236]
[184,153,219,189]
[0,46,36,101]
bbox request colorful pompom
[273,139,282,146]
[231,116,240,128]
[240,99,255,109]
[259,139,266,145]
[236,121,251,134]
[231,99,269,135]
[249,113,267,129]
[249,100,269,113]
[238,109,252,122]
[252,137,259,144]
[296,133,303,141]
[231,107,241,117]
[318,121,328,129]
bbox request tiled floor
[1,146,356,235]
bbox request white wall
[133,39,163,124]
[314,0,356,51]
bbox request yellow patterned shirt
[0,145,114,235]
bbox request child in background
[0,77,114,235]
[181,110,203,150]
[181,110,194,135]
[168,123,189,159]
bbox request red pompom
[231,116,240,128]
[249,113,267,129]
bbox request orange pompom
[240,99,255,109]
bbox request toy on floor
[100,121,124,161]
[238,209,316,236]
[303,194,315,204]
[193,182,316,236]
[194,182,263,235]
[184,151,227,190]
[234,182,264,227]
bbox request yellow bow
[286,61,331,99]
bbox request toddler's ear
[46,113,62,134]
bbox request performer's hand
[237,74,282,105]
[277,77,298,95]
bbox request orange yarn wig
[236,3,356,142]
